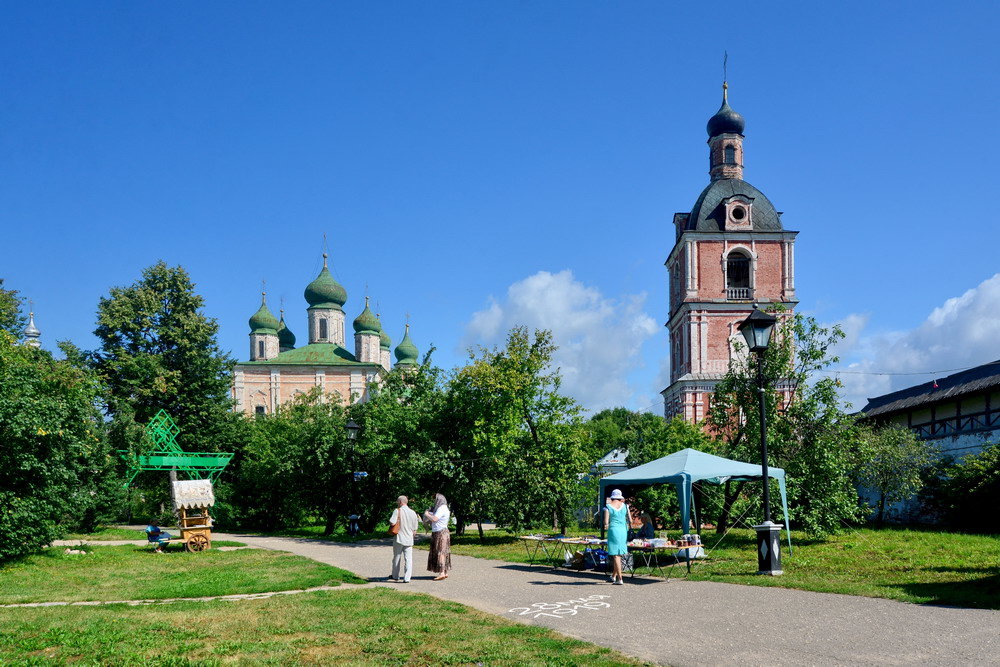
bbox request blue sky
[3,3,999,412]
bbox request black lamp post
[737,306,783,576]
[344,419,361,535]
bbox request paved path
[213,532,1000,666]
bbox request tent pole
[691,484,699,536]
[779,477,792,555]
[598,482,605,539]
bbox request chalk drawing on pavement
[507,594,611,620]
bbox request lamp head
[344,419,361,441]
[738,306,777,354]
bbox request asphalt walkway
[207,532,1000,666]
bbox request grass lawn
[62,526,149,541]
[252,522,395,543]
[0,545,362,604]
[0,588,642,665]
[432,527,1000,609]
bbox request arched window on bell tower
[725,250,752,301]
[724,144,736,164]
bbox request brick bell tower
[662,82,798,422]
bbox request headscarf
[431,493,448,514]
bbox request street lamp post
[345,419,361,442]
[737,306,783,576]
[344,419,361,536]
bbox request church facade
[232,253,419,415]
[662,84,798,422]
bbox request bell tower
[662,83,799,422]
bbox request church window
[726,251,751,290]
[724,144,736,164]
[319,318,328,340]
[731,205,746,221]
[255,405,266,416]
[257,340,264,358]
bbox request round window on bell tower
[731,206,746,221]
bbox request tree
[351,356,449,533]
[855,424,935,526]
[218,399,315,532]
[708,310,864,536]
[584,409,715,468]
[91,261,235,450]
[451,328,587,535]
[584,410,717,529]
[925,443,1000,533]
[0,322,118,560]
[0,278,26,338]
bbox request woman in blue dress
[603,489,633,584]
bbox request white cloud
[463,270,659,412]
[830,274,1000,410]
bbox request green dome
[304,254,347,310]
[277,311,296,348]
[249,295,279,335]
[394,324,419,366]
[352,297,381,334]
[376,312,391,349]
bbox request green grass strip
[0,545,363,604]
[0,588,644,665]
[62,527,148,541]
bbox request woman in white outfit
[424,493,452,580]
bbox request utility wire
[818,359,1000,377]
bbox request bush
[924,444,1000,533]
[0,334,118,561]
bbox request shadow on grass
[450,534,519,547]
[924,565,1000,575]
[891,573,1000,610]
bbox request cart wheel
[186,535,210,552]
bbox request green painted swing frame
[119,409,234,488]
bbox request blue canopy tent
[598,448,792,553]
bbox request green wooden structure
[119,410,234,488]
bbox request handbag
[388,509,401,536]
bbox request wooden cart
[171,479,216,552]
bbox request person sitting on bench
[145,524,172,552]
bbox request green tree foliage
[581,409,715,467]
[855,425,935,526]
[219,360,450,536]
[925,444,1000,533]
[584,409,717,529]
[0,278,26,338]
[0,328,119,561]
[450,328,587,534]
[708,310,864,536]
[217,401,311,532]
[91,261,235,450]
[222,390,350,533]
[351,358,448,532]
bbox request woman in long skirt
[424,493,452,580]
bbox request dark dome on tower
[707,85,745,137]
